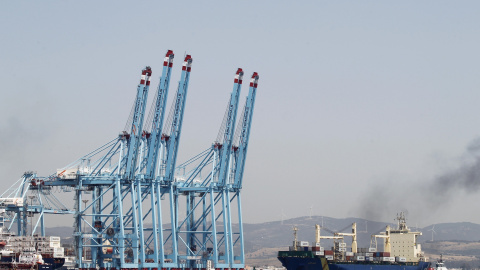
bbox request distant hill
[419,222,480,242]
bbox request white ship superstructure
[386,212,425,262]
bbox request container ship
[0,217,65,270]
[278,213,431,270]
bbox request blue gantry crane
[0,49,259,270]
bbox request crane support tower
[0,49,260,270]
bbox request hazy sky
[1,1,480,227]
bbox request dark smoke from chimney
[354,138,480,223]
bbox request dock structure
[0,50,259,270]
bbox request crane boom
[163,55,193,181]
[145,50,175,179]
[232,72,259,189]
[125,67,152,179]
[216,68,244,186]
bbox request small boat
[433,255,447,270]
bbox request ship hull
[0,256,63,269]
[278,256,431,270]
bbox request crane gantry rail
[0,50,259,270]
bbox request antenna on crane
[308,205,313,219]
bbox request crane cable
[216,97,231,144]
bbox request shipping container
[355,256,365,261]
[368,248,376,252]
[339,243,346,248]
[345,252,354,256]
[300,241,309,247]
[338,247,347,252]
[324,250,334,256]
[315,251,324,256]
[325,255,334,261]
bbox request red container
[324,250,334,255]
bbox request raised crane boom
[216,68,244,186]
[232,72,259,188]
[162,55,193,181]
[125,67,152,179]
[145,50,175,179]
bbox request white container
[300,241,309,247]
[315,251,324,256]
[346,252,354,256]
[325,255,334,261]
[356,256,365,261]
[319,247,324,252]
[369,248,377,252]
[338,247,347,252]
[339,243,347,248]
[48,236,61,242]
[396,257,407,263]
[389,257,395,262]
[366,257,374,261]
[365,252,373,257]
[49,242,60,248]
[315,242,321,247]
